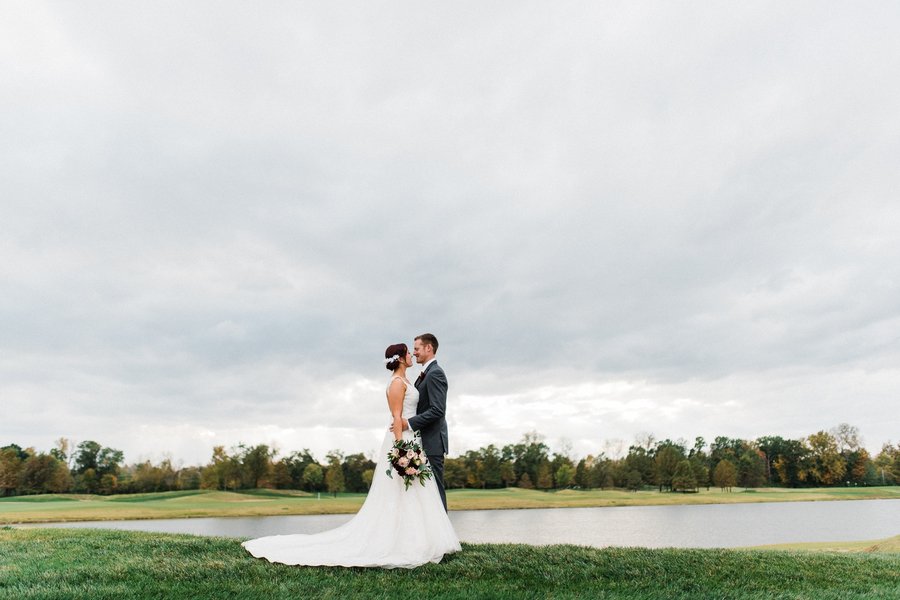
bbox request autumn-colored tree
[443,457,467,489]
[738,447,767,487]
[270,461,293,489]
[846,449,871,485]
[874,444,899,485]
[713,459,737,492]
[518,472,534,489]
[18,453,72,494]
[802,431,847,485]
[325,453,345,497]
[536,462,553,490]
[671,460,697,493]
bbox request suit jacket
[409,361,449,456]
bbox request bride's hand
[389,419,410,432]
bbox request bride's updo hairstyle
[384,343,408,371]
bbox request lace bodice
[387,376,419,420]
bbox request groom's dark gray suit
[408,361,448,511]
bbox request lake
[20,499,899,548]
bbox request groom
[402,333,449,512]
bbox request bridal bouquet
[386,436,433,490]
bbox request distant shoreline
[2,486,897,525]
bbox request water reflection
[21,499,899,548]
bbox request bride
[242,343,461,568]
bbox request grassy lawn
[1,486,897,524]
[1,528,898,599]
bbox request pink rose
[398,456,409,468]
[405,467,417,475]
[406,450,416,459]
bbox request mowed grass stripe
[1,486,898,524]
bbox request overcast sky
[2,2,899,466]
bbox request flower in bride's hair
[398,456,409,468]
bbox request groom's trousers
[428,454,447,512]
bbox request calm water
[20,499,899,548]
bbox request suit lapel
[415,361,436,390]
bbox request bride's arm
[386,379,405,442]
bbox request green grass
[1,528,898,599]
[1,486,897,524]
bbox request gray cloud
[2,2,899,462]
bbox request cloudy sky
[3,2,898,466]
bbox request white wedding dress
[242,376,461,568]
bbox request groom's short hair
[415,333,439,354]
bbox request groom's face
[413,339,432,364]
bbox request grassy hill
[1,528,898,599]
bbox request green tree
[625,470,642,492]
[0,447,24,496]
[502,431,550,487]
[97,447,124,477]
[73,441,102,474]
[654,443,684,492]
[574,458,588,488]
[691,461,709,490]
[623,446,655,486]
[301,463,324,491]
[555,463,575,489]
[479,445,503,488]
[671,460,697,493]
[279,450,317,490]
[342,453,376,493]
[240,444,273,489]
[500,460,516,488]
[78,468,99,494]
[362,469,374,489]
[713,459,737,492]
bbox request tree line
[2,423,898,497]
